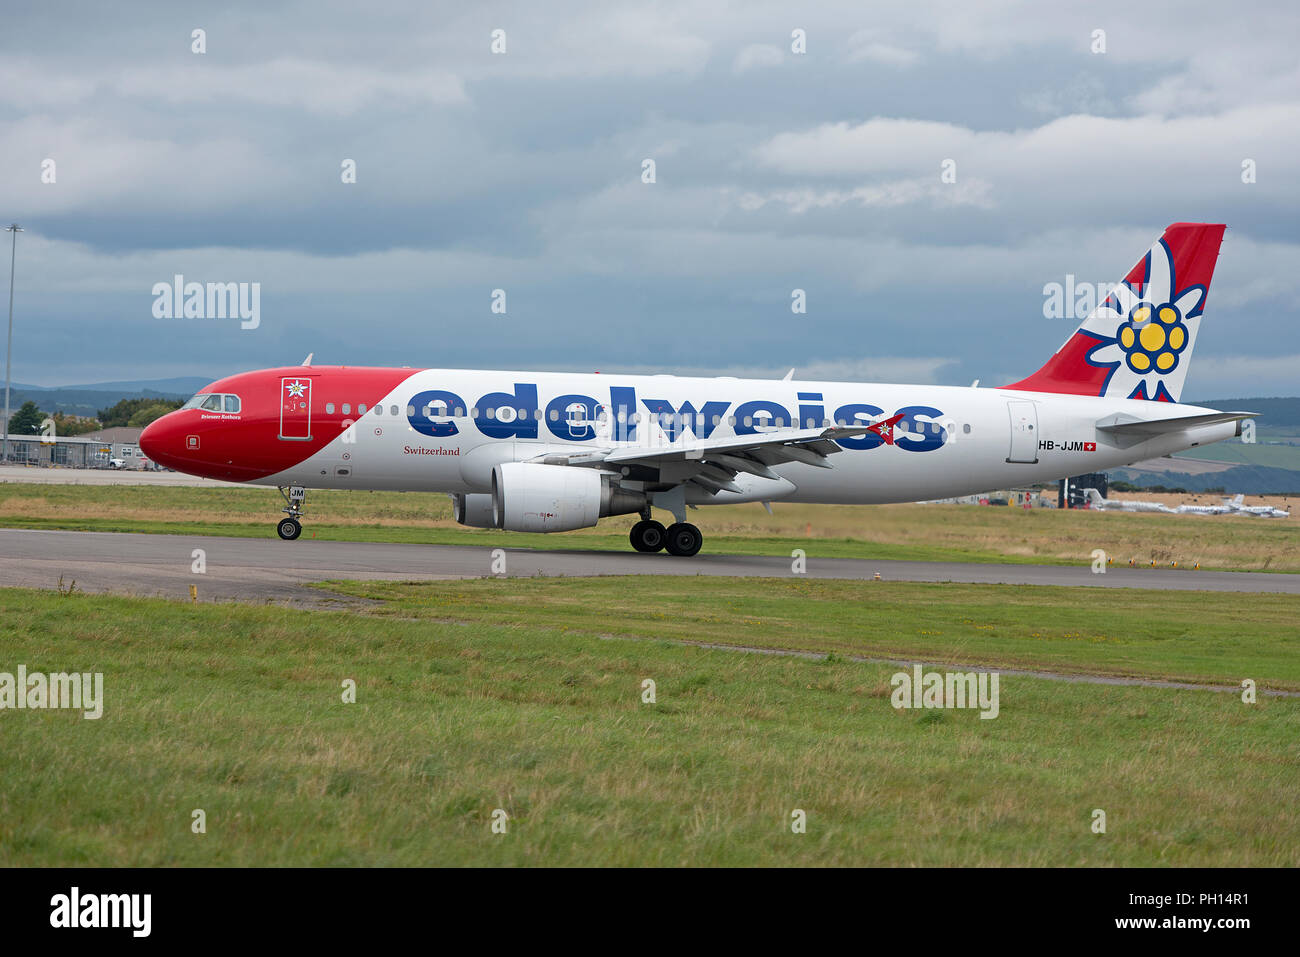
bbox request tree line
[6,396,183,436]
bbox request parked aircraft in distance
[1172,500,1235,515]
[1081,488,1173,513]
[141,223,1258,556]
[1224,494,1291,518]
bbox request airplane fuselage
[143,365,1240,505]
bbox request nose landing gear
[277,486,306,540]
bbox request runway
[0,528,1296,603]
[0,465,244,487]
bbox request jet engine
[490,462,645,532]
[451,492,497,528]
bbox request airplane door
[1006,400,1038,464]
[279,376,313,441]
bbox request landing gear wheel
[664,522,702,557]
[630,519,667,553]
[277,486,307,540]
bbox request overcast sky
[2,0,1298,398]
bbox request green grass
[319,577,1300,691]
[1,578,1297,866]
[2,482,1297,571]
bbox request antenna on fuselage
[301,353,313,367]
[782,368,794,381]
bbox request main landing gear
[277,486,306,540]
[629,515,703,557]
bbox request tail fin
[1005,223,1226,403]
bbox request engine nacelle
[451,492,496,528]
[491,462,645,532]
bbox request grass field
[2,577,1297,866]
[1,482,1296,571]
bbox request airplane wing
[529,415,905,495]
[1095,410,1256,436]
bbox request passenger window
[325,402,335,414]
[406,405,415,417]
[390,405,398,416]
[358,404,367,414]
[374,404,383,415]
[548,409,558,421]
[224,395,241,413]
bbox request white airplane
[1173,500,1235,515]
[1081,488,1173,513]
[1223,494,1291,518]
[141,222,1258,556]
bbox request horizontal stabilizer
[1095,410,1256,436]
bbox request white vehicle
[1081,488,1173,514]
[141,222,1260,555]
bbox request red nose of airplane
[139,413,180,468]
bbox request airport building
[1,426,149,469]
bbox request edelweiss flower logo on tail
[1002,223,1224,403]
[1079,238,1207,402]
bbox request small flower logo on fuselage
[285,380,307,398]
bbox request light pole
[3,223,21,465]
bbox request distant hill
[13,376,214,395]
[1186,397,1300,433]
[5,376,213,420]
[1111,464,1300,495]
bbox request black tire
[277,518,302,541]
[664,522,702,557]
[630,519,666,552]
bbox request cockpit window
[182,392,241,413]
